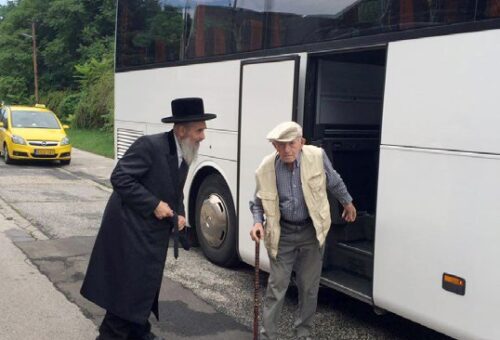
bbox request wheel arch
[188,165,218,230]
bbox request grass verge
[66,128,114,159]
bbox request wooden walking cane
[253,235,260,340]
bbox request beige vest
[255,145,331,259]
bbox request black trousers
[98,311,151,340]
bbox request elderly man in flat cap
[250,121,356,340]
[82,98,216,340]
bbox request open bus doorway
[305,48,387,303]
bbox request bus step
[331,213,375,242]
[337,240,373,257]
[326,240,374,278]
[321,268,372,304]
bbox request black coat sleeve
[110,137,160,217]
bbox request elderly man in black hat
[81,98,216,340]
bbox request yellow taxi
[0,104,71,165]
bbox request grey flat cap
[266,121,303,142]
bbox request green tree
[73,54,114,130]
[0,0,116,129]
[0,76,29,103]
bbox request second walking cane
[253,238,260,340]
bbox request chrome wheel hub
[200,194,228,248]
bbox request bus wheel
[195,173,238,267]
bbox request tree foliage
[0,0,115,130]
[73,54,114,130]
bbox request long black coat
[81,130,187,324]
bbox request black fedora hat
[161,97,217,123]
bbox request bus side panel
[115,60,241,132]
[374,29,500,340]
[380,29,500,154]
[374,148,500,340]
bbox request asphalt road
[0,149,453,340]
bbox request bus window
[185,1,236,59]
[116,0,185,68]
[233,1,266,53]
[478,0,500,18]
[266,1,386,47]
[185,0,266,58]
[383,0,431,29]
[429,0,476,24]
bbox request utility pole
[31,21,39,104]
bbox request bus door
[306,48,387,304]
[238,56,300,271]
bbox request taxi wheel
[195,173,238,267]
[3,144,12,164]
[60,159,71,166]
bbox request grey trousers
[261,220,323,340]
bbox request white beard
[179,137,199,166]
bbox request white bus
[114,1,500,339]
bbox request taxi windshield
[11,110,60,129]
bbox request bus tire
[195,173,238,267]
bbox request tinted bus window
[427,0,476,24]
[185,0,236,59]
[234,1,266,53]
[266,1,368,47]
[263,0,497,48]
[185,0,266,59]
[477,0,500,18]
[116,0,500,69]
[117,0,185,68]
